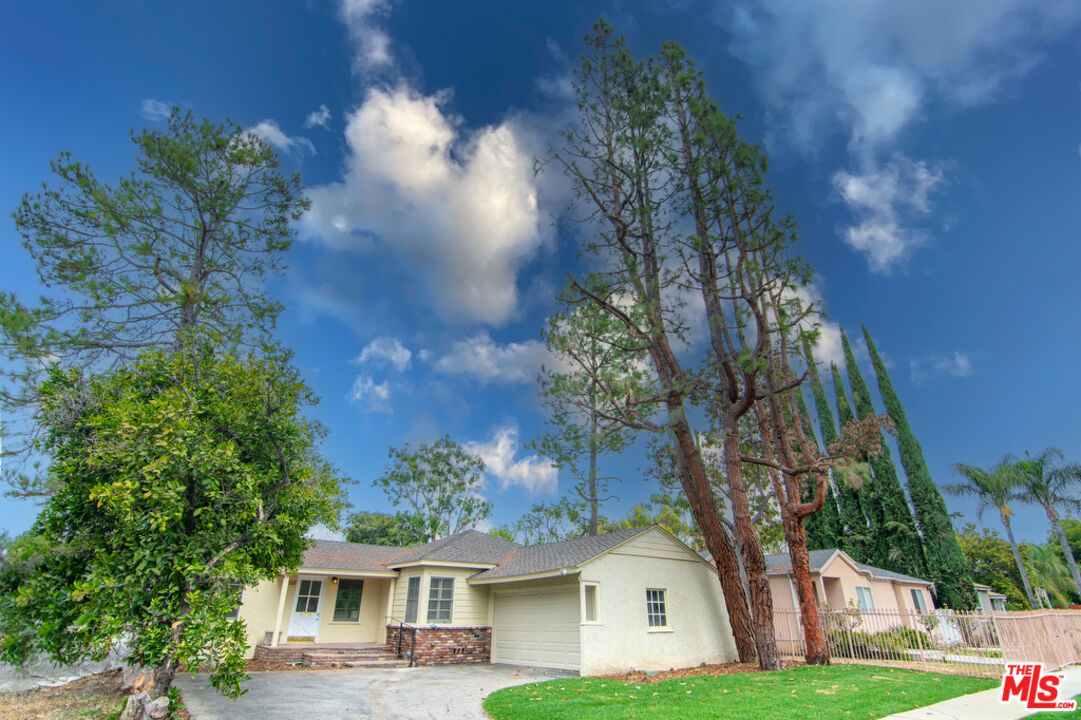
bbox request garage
[491,586,581,670]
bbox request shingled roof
[299,526,683,581]
[764,548,931,586]
[386,530,520,567]
[471,526,653,581]
[302,540,406,572]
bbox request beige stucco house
[235,525,738,675]
[974,583,1008,612]
[766,548,936,616]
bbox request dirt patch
[602,660,803,684]
[0,670,193,720]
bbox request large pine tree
[864,327,977,609]
[828,362,874,561]
[842,330,927,579]
[797,389,842,551]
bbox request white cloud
[353,336,411,371]
[249,120,315,154]
[301,85,543,325]
[140,99,172,122]
[727,0,1081,157]
[832,155,946,272]
[725,0,1081,270]
[910,351,973,382]
[465,422,558,495]
[306,523,345,541]
[347,375,392,413]
[433,332,552,384]
[305,104,332,129]
[340,0,396,74]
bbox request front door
[288,577,324,641]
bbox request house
[234,525,738,675]
[973,583,1008,612]
[765,548,936,616]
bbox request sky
[1,0,1079,546]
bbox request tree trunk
[588,408,600,536]
[1048,505,1081,599]
[150,657,176,700]
[784,511,829,664]
[723,417,781,670]
[1002,511,1037,608]
[670,415,757,663]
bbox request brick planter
[385,624,491,665]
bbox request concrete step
[301,651,405,665]
[343,658,411,668]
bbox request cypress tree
[864,327,978,609]
[841,330,926,579]
[828,362,874,562]
[797,389,842,550]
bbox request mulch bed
[0,669,192,720]
[603,660,804,684]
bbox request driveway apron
[175,664,571,720]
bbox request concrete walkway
[175,664,572,720]
[882,667,1081,720]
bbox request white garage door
[492,587,581,670]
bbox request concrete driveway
[175,664,573,720]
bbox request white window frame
[646,588,671,631]
[909,588,927,612]
[404,576,420,624]
[855,586,875,612]
[581,582,600,625]
[427,576,454,624]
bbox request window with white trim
[855,586,875,612]
[646,588,668,628]
[910,588,927,612]
[427,577,454,623]
[583,584,598,623]
[404,576,420,623]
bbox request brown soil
[603,660,803,684]
[0,670,194,720]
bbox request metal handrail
[387,616,418,667]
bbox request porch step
[301,647,409,667]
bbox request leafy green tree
[1051,518,1081,568]
[532,304,641,535]
[946,458,1035,608]
[1023,542,1079,607]
[488,526,516,542]
[513,498,588,545]
[553,22,755,663]
[1,109,309,496]
[1014,447,1081,597]
[796,387,842,551]
[841,330,925,579]
[830,363,873,560]
[0,341,344,701]
[956,524,1030,609]
[343,511,428,547]
[863,327,976,609]
[375,436,490,541]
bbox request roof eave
[468,568,582,585]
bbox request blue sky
[1,0,1079,545]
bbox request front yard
[483,664,997,720]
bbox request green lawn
[483,664,997,720]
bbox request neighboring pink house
[766,548,936,616]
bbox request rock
[119,692,170,720]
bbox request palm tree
[1015,447,1081,600]
[947,458,1036,608]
